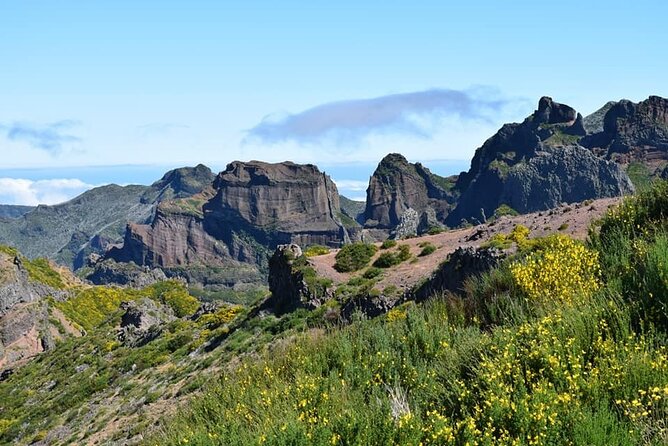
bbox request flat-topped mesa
[447,97,632,226]
[203,160,349,248]
[107,160,349,273]
[363,153,458,232]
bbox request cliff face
[363,153,458,231]
[583,96,668,168]
[204,161,349,248]
[107,161,349,280]
[447,97,633,225]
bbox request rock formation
[267,244,326,313]
[106,161,350,287]
[363,153,458,232]
[447,97,633,225]
[0,250,78,372]
[582,96,668,172]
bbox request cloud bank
[0,178,94,205]
[0,120,81,153]
[246,88,519,145]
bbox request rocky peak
[363,153,458,231]
[448,97,632,225]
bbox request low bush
[334,243,378,272]
[418,243,436,257]
[381,239,397,249]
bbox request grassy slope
[151,183,668,446]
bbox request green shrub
[334,243,378,272]
[373,252,400,268]
[362,267,383,279]
[418,243,436,257]
[427,226,444,235]
[381,239,397,249]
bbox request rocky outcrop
[204,161,349,248]
[86,259,167,288]
[392,208,419,239]
[447,97,633,225]
[0,250,79,372]
[108,161,350,286]
[413,247,505,300]
[117,298,176,347]
[363,153,458,231]
[268,244,326,313]
[582,96,668,170]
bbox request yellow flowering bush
[511,235,601,305]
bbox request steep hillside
[150,180,668,446]
[0,165,214,270]
[447,97,633,225]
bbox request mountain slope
[447,97,633,225]
[0,165,214,269]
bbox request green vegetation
[543,128,582,146]
[418,242,436,257]
[334,243,378,273]
[427,226,444,235]
[150,181,668,445]
[558,222,569,231]
[381,239,397,249]
[492,203,519,219]
[482,224,532,251]
[626,161,654,192]
[373,244,411,268]
[304,245,331,257]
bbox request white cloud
[0,178,95,206]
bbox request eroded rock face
[582,96,668,168]
[363,153,458,231]
[0,252,78,372]
[268,244,325,313]
[205,161,349,248]
[108,161,350,282]
[447,97,632,225]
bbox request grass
[149,181,668,445]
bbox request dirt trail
[311,197,621,294]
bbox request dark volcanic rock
[413,247,505,300]
[268,244,326,313]
[582,96,668,168]
[363,153,458,231]
[583,101,617,134]
[205,160,349,248]
[447,97,632,225]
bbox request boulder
[413,247,505,300]
[117,298,176,347]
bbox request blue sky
[1,0,667,204]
